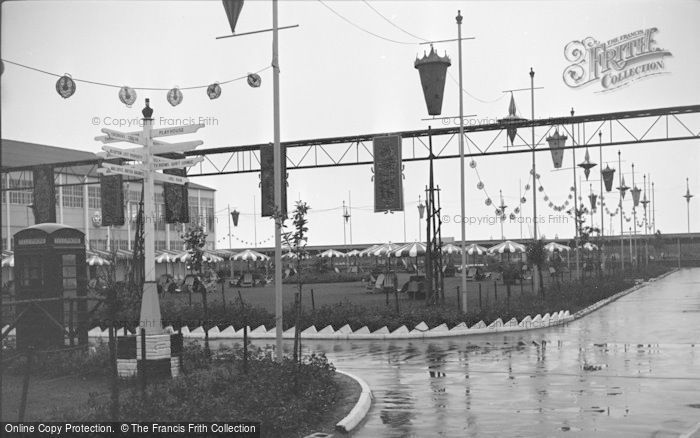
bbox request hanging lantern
[509,213,516,220]
[601,165,616,192]
[414,45,451,116]
[119,86,137,107]
[548,202,554,207]
[56,73,76,99]
[247,73,262,88]
[617,176,630,199]
[578,148,597,180]
[546,129,567,169]
[514,207,520,214]
[207,82,222,99]
[524,184,530,191]
[231,209,240,226]
[538,186,544,192]
[477,181,484,190]
[498,93,526,146]
[470,160,477,168]
[589,193,598,210]
[631,186,641,207]
[495,208,502,216]
[167,86,183,106]
[544,195,549,201]
[485,198,492,206]
[520,197,526,204]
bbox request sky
[2,0,699,249]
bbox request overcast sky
[2,1,698,249]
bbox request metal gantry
[2,104,699,186]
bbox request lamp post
[684,178,694,233]
[498,190,507,240]
[457,11,468,312]
[529,68,540,295]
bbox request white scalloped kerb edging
[334,369,372,433]
[70,270,676,343]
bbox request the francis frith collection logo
[563,27,672,92]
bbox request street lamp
[497,190,507,239]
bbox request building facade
[1,140,216,252]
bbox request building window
[6,177,34,205]
[88,186,101,209]
[201,197,215,233]
[62,185,84,208]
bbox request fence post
[456,286,460,310]
[18,346,34,422]
[311,288,316,314]
[494,281,498,301]
[479,283,482,309]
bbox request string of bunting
[217,232,275,247]
[1,59,267,107]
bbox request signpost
[95,98,203,378]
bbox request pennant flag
[222,0,245,34]
[33,165,56,223]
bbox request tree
[181,225,210,355]
[526,240,546,298]
[273,201,310,364]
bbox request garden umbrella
[358,244,382,257]
[346,249,361,257]
[544,242,571,253]
[488,240,526,263]
[232,249,270,274]
[464,243,488,266]
[1,251,14,268]
[440,243,463,255]
[581,242,598,251]
[318,248,346,269]
[155,249,179,276]
[86,250,111,266]
[367,242,402,258]
[394,242,427,272]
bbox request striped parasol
[318,249,347,259]
[487,240,526,254]
[440,243,463,254]
[465,243,488,255]
[393,242,427,257]
[544,242,571,253]
[231,249,270,261]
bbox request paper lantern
[207,83,221,99]
[477,181,484,190]
[414,45,451,116]
[546,130,567,168]
[601,165,616,192]
[119,86,137,107]
[470,160,477,168]
[167,86,183,106]
[520,197,526,204]
[578,148,597,180]
[485,198,492,206]
[247,73,261,88]
[56,74,76,99]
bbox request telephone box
[13,224,87,349]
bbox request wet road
[301,269,700,437]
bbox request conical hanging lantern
[546,129,567,168]
[167,86,183,106]
[617,176,630,199]
[499,94,527,146]
[589,192,598,211]
[119,86,137,107]
[601,165,616,192]
[231,209,240,226]
[56,73,76,99]
[207,82,222,99]
[247,73,261,88]
[631,185,641,207]
[578,148,597,180]
[414,45,451,116]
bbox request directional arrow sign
[99,163,145,178]
[101,145,145,161]
[150,124,205,138]
[151,172,189,185]
[100,128,144,146]
[150,157,204,170]
[151,140,203,155]
[96,135,183,148]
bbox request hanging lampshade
[577,148,597,180]
[207,83,222,99]
[601,165,616,192]
[617,176,630,199]
[167,86,183,106]
[589,193,598,210]
[631,186,641,207]
[119,86,137,107]
[231,209,240,226]
[414,45,451,116]
[56,74,76,99]
[247,73,262,88]
[498,93,527,146]
[546,130,567,168]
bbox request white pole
[139,102,163,336]
[530,68,540,294]
[5,174,11,250]
[272,0,284,363]
[457,10,468,313]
